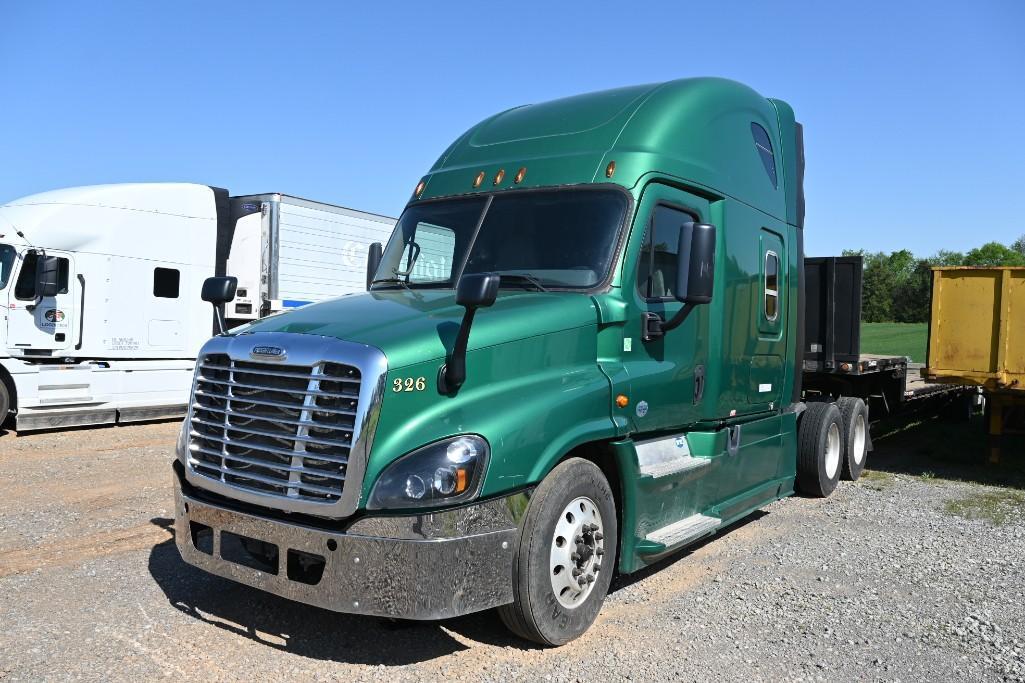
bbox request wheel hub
[550,496,605,608]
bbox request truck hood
[234,289,600,369]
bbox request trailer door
[7,249,76,354]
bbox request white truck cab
[0,183,393,431]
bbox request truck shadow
[868,414,1025,489]
[147,510,771,658]
[146,518,519,663]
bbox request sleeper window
[751,122,778,189]
[153,267,180,298]
[764,251,779,321]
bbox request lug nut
[571,552,580,561]
[594,532,603,541]
[572,567,583,577]
[586,574,595,583]
[577,576,587,586]
[594,563,602,572]
[596,547,604,556]
[575,535,584,543]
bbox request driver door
[621,183,713,434]
[7,249,77,354]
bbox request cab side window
[14,252,70,300]
[764,251,779,320]
[636,205,693,299]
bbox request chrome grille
[188,353,361,503]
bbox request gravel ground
[1,420,1023,682]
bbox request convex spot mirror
[675,222,716,304]
[201,276,238,304]
[35,254,61,298]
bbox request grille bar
[196,375,357,400]
[191,403,352,430]
[191,416,352,449]
[189,445,347,479]
[194,390,356,416]
[187,353,360,504]
[198,363,360,384]
[191,461,343,496]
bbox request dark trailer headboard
[803,256,863,372]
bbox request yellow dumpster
[924,267,1025,456]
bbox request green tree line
[842,236,1025,323]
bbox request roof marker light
[414,179,426,198]
[473,171,485,188]
[606,161,616,178]
[514,167,527,184]
[493,169,505,186]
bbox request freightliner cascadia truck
[174,78,870,645]
[0,184,393,431]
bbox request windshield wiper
[498,273,548,292]
[370,277,412,291]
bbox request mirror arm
[437,307,477,394]
[661,302,696,333]
[213,303,228,336]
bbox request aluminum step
[635,434,710,479]
[639,455,710,479]
[645,514,721,549]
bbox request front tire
[796,402,844,497]
[498,458,617,646]
[837,397,869,480]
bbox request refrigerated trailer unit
[0,183,394,431]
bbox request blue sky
[1,1,1022,257]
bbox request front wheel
[498,458,617,646]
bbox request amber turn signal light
[615,394,629,408]
[473,171,485,188]
[606,160,616,178]
[414,179,426,198]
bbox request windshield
[0,244,15,290]
[373,189,629,290]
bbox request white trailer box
[0,183,395,431]
[224,194,394,323]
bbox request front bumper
[174,472,526,620]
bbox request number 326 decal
[392,376,427,392]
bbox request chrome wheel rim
[550,496,605,608]
[825,422,841,479]
[852,414,867,465]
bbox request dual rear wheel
[797,397,870,497]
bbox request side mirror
[439,273,500,394]
[35,254,61,298]
[201,276,238,335]
[456,272,500,309]
[201,276,238,305]
[366,242,383,290]
[675,222,716,305]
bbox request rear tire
[796,402,843,497]
[837,397,869,481]
[498,458,617,646]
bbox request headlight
[367,435,489,510]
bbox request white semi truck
[0,183,394,431]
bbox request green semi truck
[174,77,869,645]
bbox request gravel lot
[1,419,1023,682]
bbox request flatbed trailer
[801,256,967,420]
